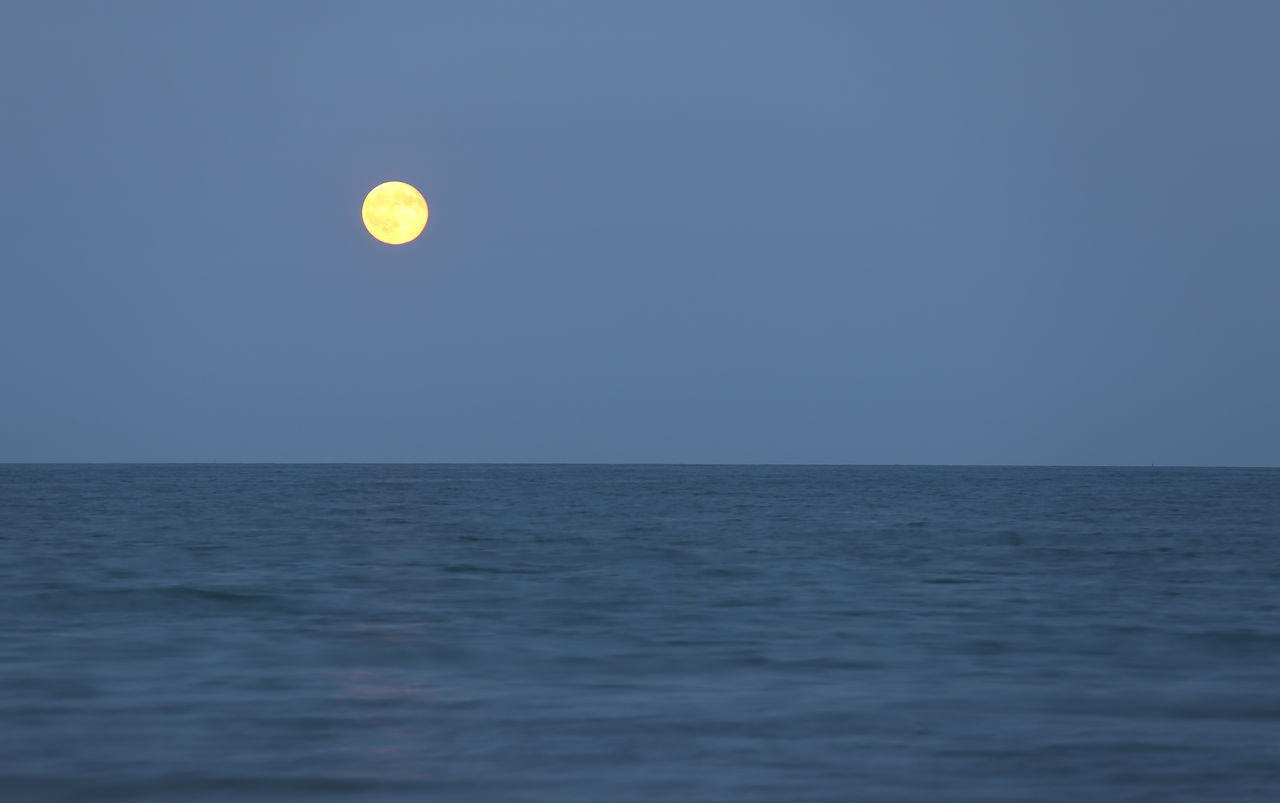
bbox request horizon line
[1,460,1277,469]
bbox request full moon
[362,181,429,245]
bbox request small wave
[156,586,280,603]
[440,564,545,575]
[12,584,293,616]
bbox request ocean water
[1,465,1277,802]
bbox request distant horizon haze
[4,460,1278,469]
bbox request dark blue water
[1,465,1278,802]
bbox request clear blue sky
[2,1,1277,464]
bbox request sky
[1,1,1277,465]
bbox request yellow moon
[362,181,429,244]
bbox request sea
[1,464,1277,802]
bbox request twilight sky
[1,1,1277,465]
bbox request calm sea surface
[1,465,1277,802]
